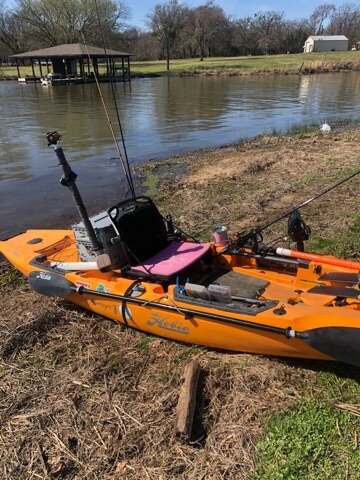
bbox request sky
[129,0,350,29]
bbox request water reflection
[298,73,360,117]
[1,72,359,182]
[0,72,360,237]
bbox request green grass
[2,51,360,78]
[131,51,360,76]
[288,117,360,137]
[176,345,203,360]
[309,213,360,258]
[136,334,155,349]
[0,64,48,78]
[254,399,360,480]
[0,265,26,291]
[143,172,159,197]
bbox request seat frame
[107,196,210,281]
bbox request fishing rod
[79,2,135,198]
[236,166,360,250]
[81,40,135,198]
[260,167,360,232]
[93,0,135,198]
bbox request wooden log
[175,359,201,442]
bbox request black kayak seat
[107,196,210,279]
[108,196,169,266]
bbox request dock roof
[12,43,132,59]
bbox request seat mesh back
[108,197,168,265]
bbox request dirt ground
[1,125,360,479]
[140,123,360,249]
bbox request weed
[0,264,26,291]
[254,399,360,480]
[156,371,172,384]
[143,172,159,198]
[316,368,360,403]
[288,121,319,136]
[309,214,360,258]
[136,335,154,349]
[177,345,203,360]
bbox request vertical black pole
[79,57,84,78]
[30,58,35,78]
[15,59,20,78]
[52,143,102,253]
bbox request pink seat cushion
[131,241,210,277]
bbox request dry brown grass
[0,274,319,480]
[1,126,360,479]
[142,126,360,246]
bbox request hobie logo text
[147,313,189,335]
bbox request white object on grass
[320,123,331,133]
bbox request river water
[1,72,360,239]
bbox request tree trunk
[166,47,170,71]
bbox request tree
[192,2,230,60]
[233,17,256,55]
[117,27,161,60]
[253,11,285,55]
[327,3,360,47]
[0,1,28,54]
[282,19,310,54]
[309,3,335,35]
[148,0,187,70]
[14,0,130,48]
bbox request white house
[303,35,349,53]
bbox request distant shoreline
[132,60,360,79]
[1,53,360,81]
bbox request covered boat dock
[11,43,132,84]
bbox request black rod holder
[46,131,111,271]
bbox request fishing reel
[47,130,62,146]
[234,227,264,253]
[287,209,311,252]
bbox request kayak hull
[1,229,360,364]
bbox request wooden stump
[175,359,201,442]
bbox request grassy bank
[132,51,360,77]
[1,125,360,479]
[1,51,360,79]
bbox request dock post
[15,59,20,78]
[30,58,35,79]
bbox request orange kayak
[1,227,360,367]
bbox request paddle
[28,271,360,368]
